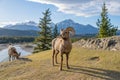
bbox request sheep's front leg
[66,53,70,69]
[9,55,11,61]
[52,49,55,66]
[60,53,63,71]
[55,51,59,64]
[12,56,15,61]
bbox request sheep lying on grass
[8,47,21,61]
[52,27,75,70]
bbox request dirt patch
[88,56,100,61]
[18,58,32,62]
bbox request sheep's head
[16,52,21,59]
[60,27,75,39]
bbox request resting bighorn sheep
[52,27,75,70]
[8,47,21,61]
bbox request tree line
[0,37,35,44]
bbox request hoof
[67,66,70,69]
[59,68,62,71]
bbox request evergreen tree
[53,24,59,38]
[96,3,117,38]
[34,9,52,53]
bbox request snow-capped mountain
[4,21,40,31]
[3,19,98,35]
[56,19,98,35]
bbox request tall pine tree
[53,24,59,38]
[34,9,52,53]
[96,3,117,38]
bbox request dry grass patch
[0,47,120,80]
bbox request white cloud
[27,0,120,17]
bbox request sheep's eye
[65,32,67,34]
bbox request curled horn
[65,27,75,35]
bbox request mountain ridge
[1,19,120,36]
[4,21,40,31]
[56,19,98,34]
[3,19,98,35]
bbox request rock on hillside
[73,36,120,51]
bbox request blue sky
[0,0,120,28]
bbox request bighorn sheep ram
[52,27,75,70]
[8,47,21,61]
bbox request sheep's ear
[60,29,64,34]
[66,27,75,35]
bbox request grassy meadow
[0,46,120,80]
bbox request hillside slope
[0,47,120,80]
